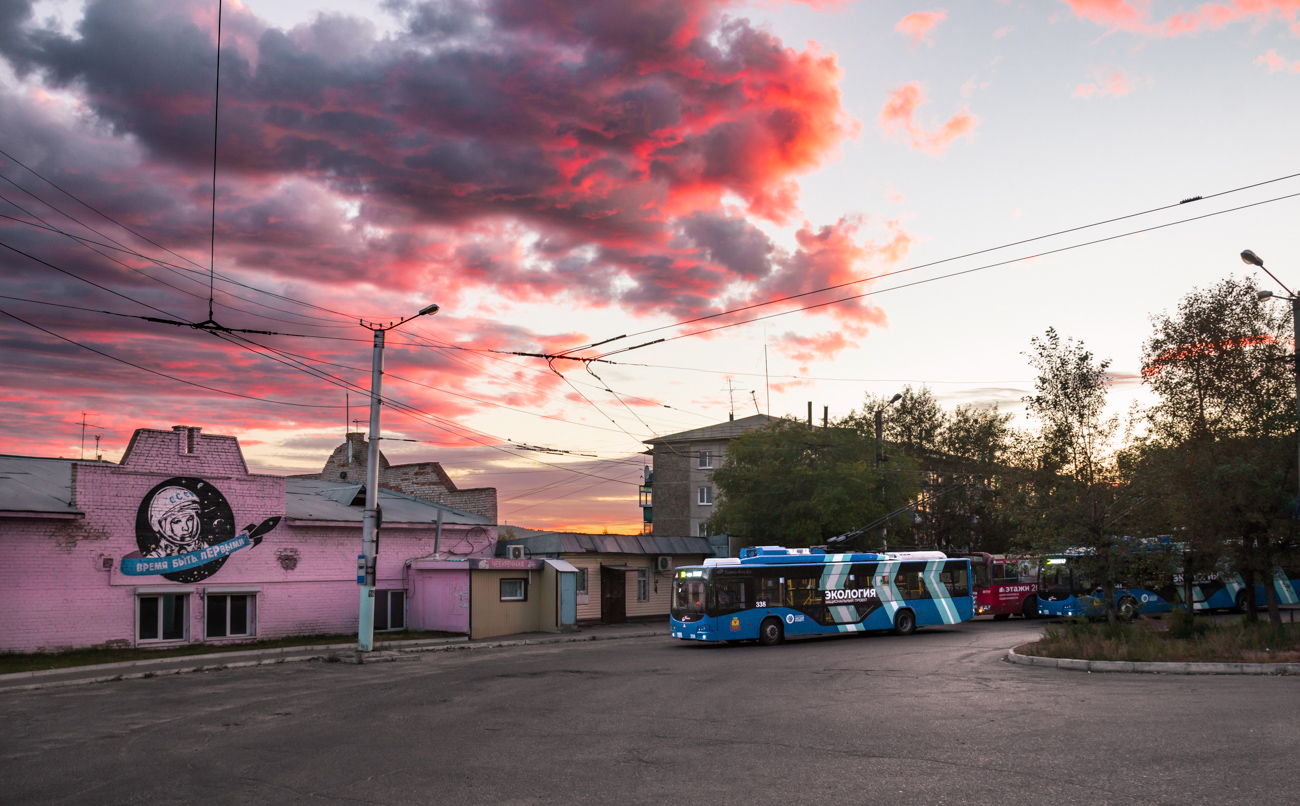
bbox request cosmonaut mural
[119,478,279,583]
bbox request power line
[0,307,344,409]
[569,169,1300,358]
[593,188,1300,357]
[0,186,356,329]
[207,0,224,323]
[0,147,368,324]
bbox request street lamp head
[418,303,441,316]
[1241,249,1264,268]
[889,393,903,405]
[1258,290,1274,301]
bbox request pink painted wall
[0,427,495,653]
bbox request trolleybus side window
[992,563,1019,583]
[711,578,748,615]
[754,569,782,608]
[895,562,931,600]
[942,561,969,597]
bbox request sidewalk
[0,621,669,693]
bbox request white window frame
[204,592,256,640]
[135,590,192,645]
[698,450,713,469]
[500,578,528,602]
[698,485,713,506]
[575,567,588,595]
[637,569,649,602]
[697,522,711,538]
[374,589,407,631]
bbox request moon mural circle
[134,477,236,583]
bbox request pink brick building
[0,426,497,653]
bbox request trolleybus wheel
[1021,595,1039,619]
[893,608,917,636]
[1235,591,1251,614]
[1118,596,1138,621]
[758,617,784,646]
[992,613,1011,621]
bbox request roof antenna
[763,325,770,416]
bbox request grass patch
[1021,617,1300,664]
[0,630,460,675]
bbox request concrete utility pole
[357,302,440,652]
[1243,249,1300,505]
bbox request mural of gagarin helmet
[149,486,202,548]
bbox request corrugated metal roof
[0,456,89,515]
[643,414,778,445]
[0,457,491,525]
[498,531,711,556]
[286,479,490,525]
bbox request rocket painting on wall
[118,477,280,582]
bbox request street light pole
[1243,249,1300,506]
[875,392,903,471]
[357,303,439,652]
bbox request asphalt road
[1,619,1296,805]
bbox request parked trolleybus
[965,552,1039,619]
[1168,567,1300,613]
[1036,552,1175,619]
[669,546,973,645]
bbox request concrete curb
[0,636,468,682]
[1006,645,1300,675]
[0,630,666,693]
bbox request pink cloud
[896,11,948,46]
[1073,68,1138,97]
[878,82,979,156]
[1258,49,1300,71]
[1059,0,1300,37]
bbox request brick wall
[295,433,496,521]
[650,447,690,537]
[0,426,497,652]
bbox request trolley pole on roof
[356,302,440,652]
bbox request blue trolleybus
[669,546,973,645]
[1036,552,1176,620]
[1037,551,1300,618]
[1172,567,1300,613]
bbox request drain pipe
[433,509,443,558]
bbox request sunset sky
[2,0,1299,533]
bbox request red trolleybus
[965,553,1039,619]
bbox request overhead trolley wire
[0,146,369,325]
[590,187,1300,358]
[0,307,344,409]
[564,169,1300,358]
[0,184,356,329]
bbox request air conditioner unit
[506,545,526,560]
[655,556,672,573]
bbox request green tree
[1135,275,1298,625]
[707,417,921,548]
[1021,328,1135,625]
[921,403,1018,554]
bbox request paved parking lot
[1,619,1295,805]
